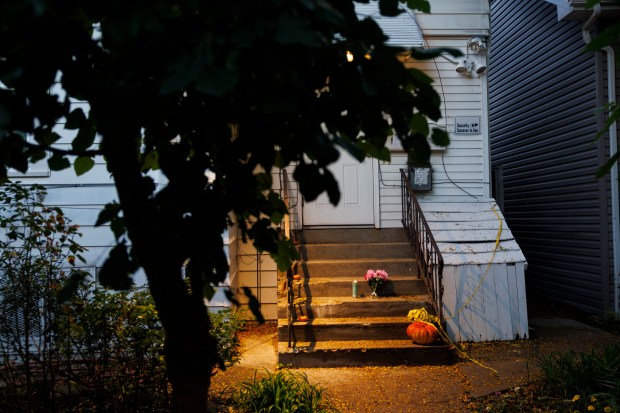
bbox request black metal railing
[280,169,296,347]
[400,169,444,319]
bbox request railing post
[400,169,444,321]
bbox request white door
[303,150,375,226]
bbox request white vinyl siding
[235,1,492,320]
[378,34,490,228]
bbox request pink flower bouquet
[364,269,389,298]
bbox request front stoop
[277,228,455,368]
[278,341,456,368]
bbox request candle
[352,279,358,298]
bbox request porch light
[455,36,487,75]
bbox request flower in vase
[364,269,389,297]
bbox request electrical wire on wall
[400,5,482,201]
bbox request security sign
[454,116,481,135]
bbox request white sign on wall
[454,116,481,135]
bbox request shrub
[0,182,246,412]
[0,182,89,411]
[210,308,246,368]
[231,369,340,413]
[537,344,620,411]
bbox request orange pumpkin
[407,321,440,345]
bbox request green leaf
[431,127,450,147]
[140,150,159,171]
[585,24,620,52]
[406,0,431,13]
[358,140,391,161]
[65,108,86,130]
[256,172,273,191]
[34,129,61,146]
[48,153,71,171]
[110,217,126,240]
[593,103,619,142]
[333,135,366,162]
[409,112,429,136]
[271,238,299,272]
[203,283,216,301]
[56,270,87,304]
[597,150,620,178]
[379,0,401,16]
[74,156,95,176]
[72,125,96,152]
[95,202,121,226]
[98,243,137,290]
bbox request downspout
[583,4,620,314]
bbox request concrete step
[289,276,427,298]
[300,228,408,244]
[277,316,415,342]
[298,242,412,261]
[278,295,434,319]
[277,340,456,368]
[296,258,419,278]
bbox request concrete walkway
[210,305,620,412]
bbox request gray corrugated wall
[489,0,613,314]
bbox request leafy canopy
[0,0,455,293]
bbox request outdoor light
[467,37,487,52]
[456,59,468,73]
[455,36,487,75]
[455,58,486,75]
[472,60,487,74]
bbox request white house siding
[379,56,489,226]
[7,82,232,309]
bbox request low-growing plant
[231,369,340,413]
[466,344,620,412]
[537,344,620,411]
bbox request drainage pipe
[583,4,620,314]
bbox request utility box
[409,165,432,191]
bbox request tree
[0,0,455,410]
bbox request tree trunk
[103,136,219,413]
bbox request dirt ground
[210,298,620,412]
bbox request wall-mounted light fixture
[455,36,487,75]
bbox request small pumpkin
[407,321,440,345]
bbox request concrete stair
[277,228,454,367]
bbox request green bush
[0,182,246,412]
[537,344,620,411]
[231,369,340,413]
[210,308,246,368]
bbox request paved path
[211,311,620,412]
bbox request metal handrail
[280,169,296,348]
[400,169,444,320]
